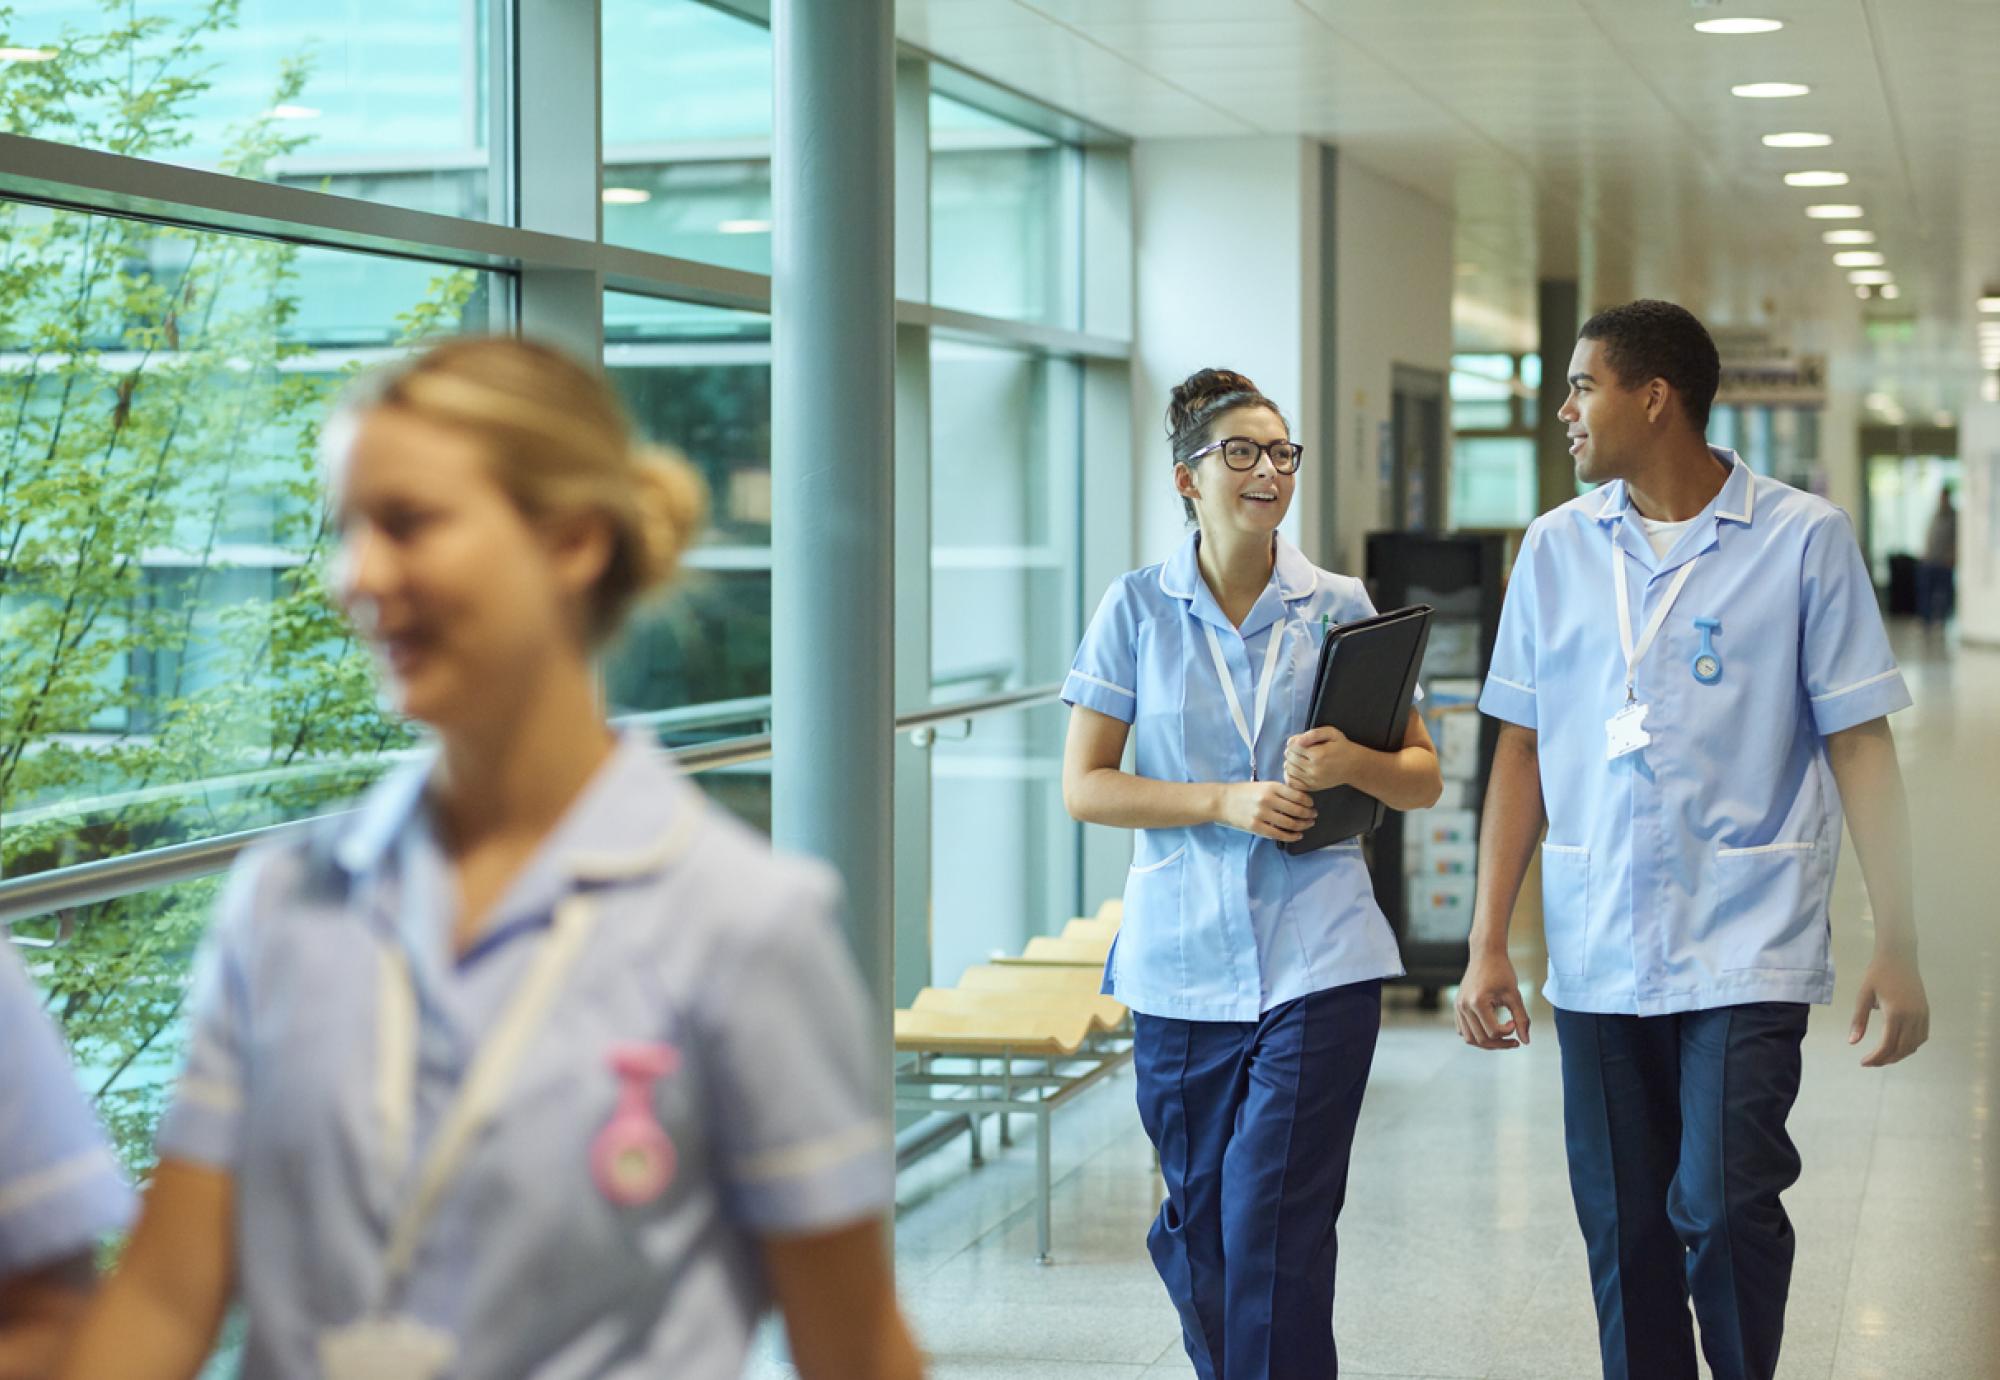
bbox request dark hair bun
[1166,368,1263,444]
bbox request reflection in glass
[3,0,495,219]
[929,93,1080,328]
[601,0,772,271]
[927,702,1078,986]
[929,338,1080,701]
[601,292,773,838]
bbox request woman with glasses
[1060,368,1441,1379]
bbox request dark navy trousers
[1554,1003,1810,1380]
[1133,981,1382,1380]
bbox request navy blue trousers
[1555,1003,1809,1380]
[1133,981,1382,1380]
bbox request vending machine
[1363,531,1511,1005]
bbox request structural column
[771,0,898,1022]
[1536,278,1580,514]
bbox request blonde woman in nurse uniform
[60,339,923,1380]
[1062,368,1442,1379]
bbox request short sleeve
[153,856,262,1171]
[1062,579,1140,724]
[1800,509,1912,735]
[1479,532,1540,729]
[701,867,892,1236]
[0,945,134,1272]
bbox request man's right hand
[1214,780,1317,843]
[1455,950,1531,1050]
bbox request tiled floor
[757,626,1999,1380]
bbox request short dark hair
[1164,368,1287,522]
[1578,300,1721,433]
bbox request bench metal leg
[1035,1104,1053,1265]
[1000,1062,1014,1148]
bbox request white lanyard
[1612,544,1700,704]
[372,895,598,1298]
[1201,619,1287,777]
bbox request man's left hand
[1851,949,1930,1067]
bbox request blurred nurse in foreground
[62,337,923,1380]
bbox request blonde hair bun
[630,444,710,592]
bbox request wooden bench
[892,913,1132,1262]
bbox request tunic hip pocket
[1539,844,1589,980]
[1715,843,1826,972]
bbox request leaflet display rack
[1362,531,1511,1005]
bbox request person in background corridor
[1918,485,1957,630]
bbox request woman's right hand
[1214,780,1317,842]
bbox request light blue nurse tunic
[0,943,134,1273]
[157,731,892,1378]
[1477,449,1912,1016]
[1062,531,1408,1022]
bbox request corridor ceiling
[900,0,2000,379]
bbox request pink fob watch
[590,1041,681,1206]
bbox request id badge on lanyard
[326,891,601,1374]
[319,1316,457,1380]
[1607,548,1698,762]
[1201,620,1287,779]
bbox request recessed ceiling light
[717,219,771,235]
[1855,286,1872,299]
[1979,296,2000,312]
[1785,171,1850,188]
[1733,82,1811,99]
[268,104,320,120]
[601,187,652,205]
[1806,204,1865,219]
[1848,270,1894,285]
[1822,229,1876,245]
[1697,17,1784,34]
[1879,284,1901,299]
[1832,251,1885,267]
[1764,131,1833,148]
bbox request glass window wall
[600,0,772,271]
[3,0,497,219]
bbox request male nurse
[0,941,134,1374]
[1453,300,1929,1380]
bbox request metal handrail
[0,683,1062,927]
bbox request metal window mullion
[898,300,1128,361]
[0,132,771,312]
[514,0,601,356]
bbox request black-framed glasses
[1186,436,1304,474]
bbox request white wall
[1959,398,2000,647]
[1328,155,1455,572]
[1131,136,1322,566]
[1129,141,1453,580]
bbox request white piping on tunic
[1066,670,1136,699]
[1810,668,1901,703]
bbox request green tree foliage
[0,0,476,1172]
